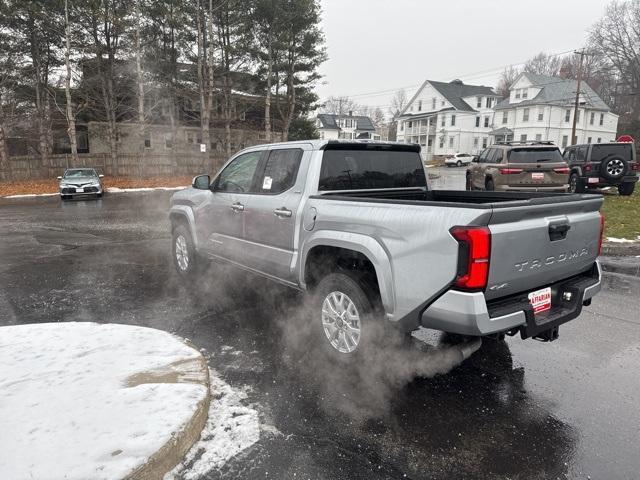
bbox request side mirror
[57,176,62,180]
[192,174,211,190]
[99,174,104,178]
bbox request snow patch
[606,236,640,243]
[106,186,187,193]
[3,193,59,198]
[165,372,260,480]
[0,322,208,480]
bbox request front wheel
[466,173,474,191]
[618,182,636,196]
[172,225,199,278]
[456,160,462,167]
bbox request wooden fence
[0,152,229,181]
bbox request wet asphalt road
[1,181,639,480]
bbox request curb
[124,345,211,480]
[601,241,640,257]
[600,257,640,278]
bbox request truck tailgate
[485,196,603,301]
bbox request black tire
[601,156,628,181]
[485,178,495,191]
[310,272,385,359]
[466,173,474,191]
[96,192,103,198]
[456,160,462,167]
[618,182,636,196]
[61,194,71,201]
[172,224,199,278]
[568,173,585,193]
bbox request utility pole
[571,49,587,145]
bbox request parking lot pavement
[428,165,467,190]
[1,192,639,479]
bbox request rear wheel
[485,178,495,191]
[456,160,462,167]
[618,182,636,196]
[569,173,585,193]
[465,173,474,191]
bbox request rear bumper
[496,184,569,192]
[582,175,638,187]
[421,261,601,337]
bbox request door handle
[230,202,244,212]
[274,207,292,218]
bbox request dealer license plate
[75,188,84,193]
[528,287,551,314]
[531,172,544,180]
[588,177,599,184]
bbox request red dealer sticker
[528,287,552,314]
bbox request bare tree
[387,89,407,141]
[523,52,563,77]
[323,96,361,115]
[64,0,78,162]
[496,65,521,98]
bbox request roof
[403,79,497,115]
[398,106,455,119]
[316,114,376,131]
[488,127,513,136]
[494,72,611,111]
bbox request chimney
[349,110,353,117]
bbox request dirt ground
[0,176,193,197]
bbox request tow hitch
[533,326,560,342]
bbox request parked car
[563,142,639,196]
[466,142,569,192]
[58,168,104,200]
[445,153,474,167]
[170,140,603,358]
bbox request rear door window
[256,148,303,194]
[319,149,426,191]
[577,146,588,162]
[591,144,632,162]
[508,148,564,163]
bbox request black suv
[563,142,639,195]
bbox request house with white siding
[492,72,618,149]
[316,113,380,140]
[396,79,500,158]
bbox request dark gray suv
[563,142,639,196]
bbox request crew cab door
[197,150,264,263]
[241,146,308,281]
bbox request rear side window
[508,148,563,163]
[319,149,426,191]
[577,146,588,161]
[590,144,633,162]
[257,148,303,194]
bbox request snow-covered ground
[0,322,208,480]
[2,186,187,198]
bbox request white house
[316,113,380,140]
[396,79,500,158]
[492,72,619,148]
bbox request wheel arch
[301,232,395,316]
[169,206,198,250]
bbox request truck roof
[244,139,420,152]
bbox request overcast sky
[317,0,610,112]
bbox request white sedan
[444,153,474,167]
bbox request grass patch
[601,190,640,240]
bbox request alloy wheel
[321,291,361,353]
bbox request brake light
[632,163,640,171]
[598,213,605,256]
[450,226,491,290]
[584,164,593,172]
[553,167,570,174]
[499,168,523,174]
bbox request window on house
[597,137,601,143]
[486,97,492,108]
[477,97,482,108]
[502,111,508,124]
[482,137,488,148]
[587,137,592,143]
[418,100,422,111]
[408,121,413,128]
[441,115,446,127]
[451,115,456,126]
[535,134,542,141]
[523,108,529,122]
[441,100,445,106]
[144,135,151,148]
[538,109,544,121]
[565,109,571,122]
[439,140,444,148]
[473,137,479,147]
[400,122,404,132]
[165,134,173,149]
[484,116,489,128]
[432,98,436,110]
[576,110,581,123]
[562,135,569,148]
[520,134,527,142]
[522,89,528,99]
[590,112,595,125]
[600,113,604,126]
[449,137,454,147]
[476,116,480,127]
[186,132,194,144]
[515,89,521,99]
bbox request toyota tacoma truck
[170,140,604,356]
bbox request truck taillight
[585,164,593,172]
[450,226,491,290]
[598,213,605,256]
[632,163,640,171]
[499,168,523,174]
[553,167,570,174]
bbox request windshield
[64,169,97,178]
[508,148,564,163]
[319,149,427,191]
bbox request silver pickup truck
[170,140,604,356]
